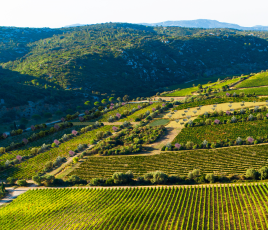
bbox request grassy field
[0,126,114,179]
[119,103,162,122]
[69,144,268,179]
[149,119,170,127]
[163,78,242,97]
[235,72,268,88]
[172,120,268,145]
[215,87,268,96]
[1,185,268,229]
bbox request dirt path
[0,184,37,206]
[153,96,186,101]
[141,128,181,155]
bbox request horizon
[1,0,268,28]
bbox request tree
[109,97,114,103]
[151,171,168,184]
[94,101,100,106]
[117,97,121,102]
[246,168,259,179]
[44,112,52,118]
[32,114,41,121]
[123,95,129,102]
[7,177,16,185]
[1,182,5,193]
[32,175,42,185]
[68,175,81,185]
[84,101,91,106]
[101,99,108,105]
[197,84,203,89]
[20,117,28,125]
[73,157,79,164]
[205,173,215,183]
[258,166,268,180]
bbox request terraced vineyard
[69,145,268,180]
[235,72,268,88]
[98,103,145,122]
[0,126,114,179]
[1,185,268,229]
[215,86,268,96]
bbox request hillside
[1,23,268,108]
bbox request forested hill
[1,23,268,107]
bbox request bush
[205,173,215,183]
[7,177,16,185]
[68,175,81,185]
[151,171,168,184]
[17,179,27,187]
[90,178,105,186]
[32,176,42,186]
[41,175,55,186]
[44,161,53,171]
[259,166,268,180]
[246,168,259,180]
[73,157,79,164]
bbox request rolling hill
[1,23,268,108]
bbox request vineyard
[97,103,145,122]
[0,126,114,179]
[1,185,268,229]
[215,86,268,96]
[235,72,268,88]
[172,120,268,145]
[163,78,242,97]
[68,144,268,180]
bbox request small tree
[32,114,41,121]
[32,176,42,186]
[151,171,168,184]
[109,97,114,103]
[205,173,215,183]
[17,179,27,187]
[73,157,79,164]
[246,168,259,180]
[259,166,268,180]
[7,177,16,185]
[101,99,108,105]
[94,101,100,106]
[84,101,91,106]
[68,175,81,185]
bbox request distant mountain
[64,23,88,28]
[141,19,268,31]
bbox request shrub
[68,175,81,185]
[45,161,53,171]
[17,179,27,187]
[246,168,259,180]
[41,175,55,186]
[205,119,212,125]
[90,178,105,186]
[205,173,215,183]
[151,171,168,184]
[73,157,79,164]
[7,177,16,185]
[259,166,268,180]
[32,176,42,186]
[0,147,5,154]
